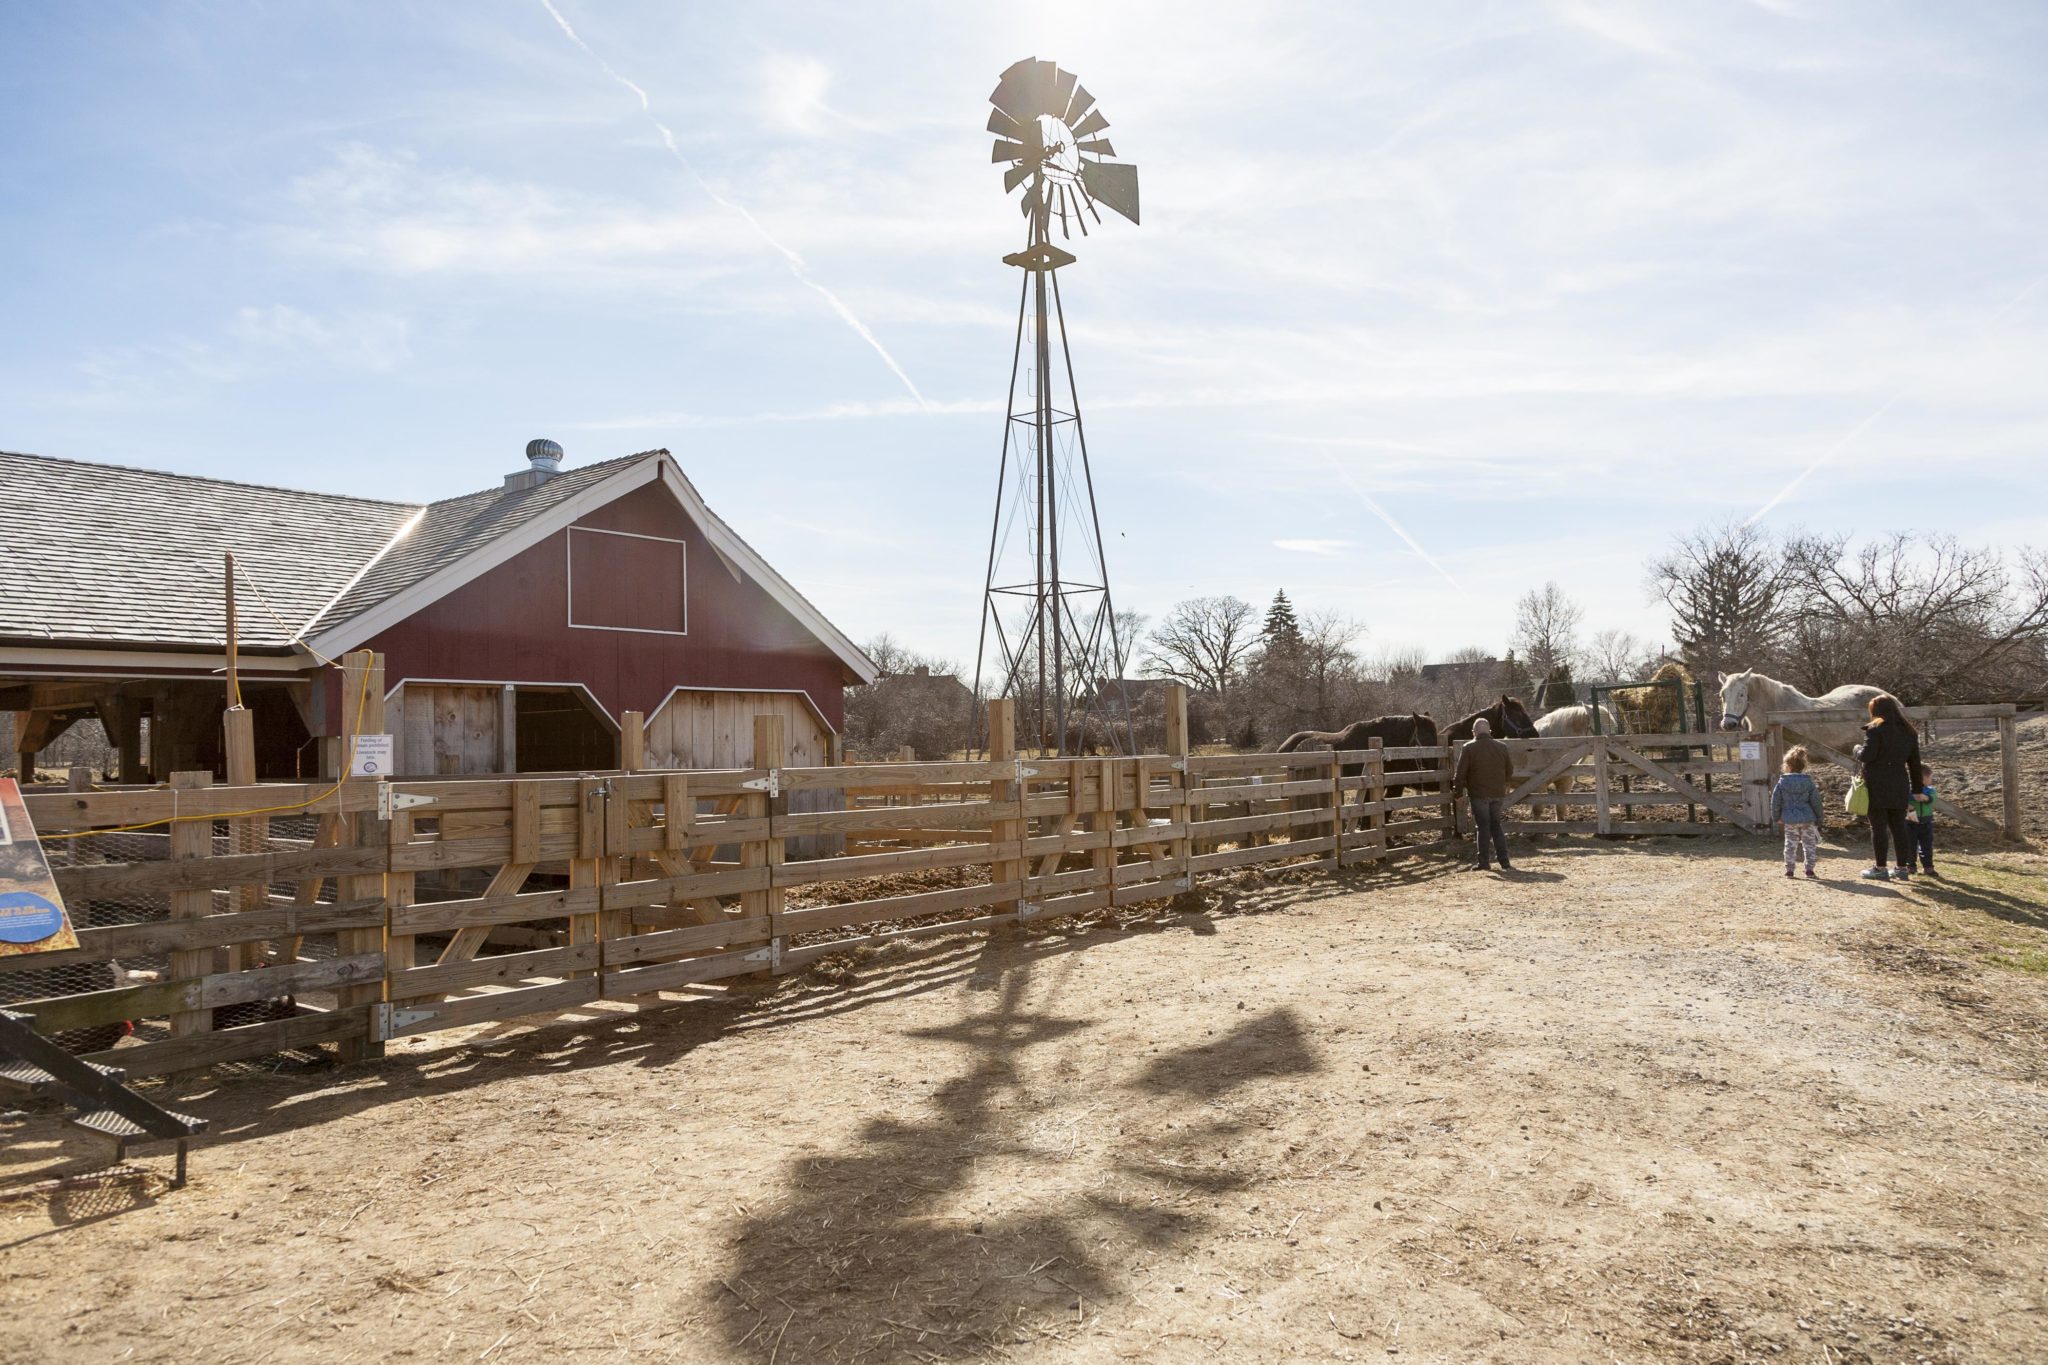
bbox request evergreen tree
[1261,590,1304,655]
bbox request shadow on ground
[707,934,1324,1360]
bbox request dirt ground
[4,830,2047,1364]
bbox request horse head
[1718,670,1753,731]
[1411,713,1438,745]
[1497,695,1538,738]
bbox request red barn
[0,443,878,780]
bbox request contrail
[537,0,929,410]
[1318,452,1467,594]
[1746,273,2045,527]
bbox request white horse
[1528,704,1621,815]
[1717,670,1883,753]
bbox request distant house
[0,443,878,781]
[1417,658,1510,691]
[878,665,974,710]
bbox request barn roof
[0,448,880,682]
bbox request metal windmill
[971,57,1141,756]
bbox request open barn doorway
[390,682,618,776]
[514,686,617,773]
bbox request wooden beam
[620,709,646,773]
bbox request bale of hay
[1612,661,1694,735]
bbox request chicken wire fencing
[0,816,340,1056]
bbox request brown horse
[1276,713,1440,798]
[1444,695,1538,744]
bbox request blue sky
[4,1,2044,669]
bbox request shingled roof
[0,448,876,684]
[0,450,417,649]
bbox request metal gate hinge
[1017,900,1044,920]
[741,770,780,796]
[372,1002,438,1040]
[378,787,436,819]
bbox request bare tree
[1141,596,1258,698]
[1648,520,1788,679]
[1779,533,2048,700]
[1242,611,1368,742]
[1510,582,1584,687]
[1585,628,1661,683]
[844,636,976,760]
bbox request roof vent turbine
[507,438,564,491]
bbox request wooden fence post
[222,705,265,970]
[1327,749,1343,869]
[1999,714,2022,841]
[1593,737,1613,837]
[752,713,787,974]
[988,698,1023,920]
[335,649,386,1063]
[1364,736,1384,866]
[1164,686,1191,884]
[167,770,215,1038]
[1742,733,1773,831]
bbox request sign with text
[351,734,395,778]
[0,777,80,955]
[1739,741,1763,761]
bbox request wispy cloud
[1273,539,1352,557]
[535,0,928,410]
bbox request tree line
[844,524,2046,758]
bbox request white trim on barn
[565,525,689,637]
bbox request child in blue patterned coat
[1772,745,1823,879]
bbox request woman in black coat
[1854,693,1923,881]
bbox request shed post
[223,704,263,969]
[620,710,646,773]
[497,684,519,774]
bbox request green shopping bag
[1845,777,1870,816]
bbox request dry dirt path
[4,836,2046,1363]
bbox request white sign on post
[351,733,395,777]
[1739,741,1762,761]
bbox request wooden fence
[1761,703,2023,840]
[1491,731,1773,836]
[0,692,1809,1079]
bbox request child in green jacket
[1904,768,1938,876]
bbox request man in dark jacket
[1453,717,1516,871]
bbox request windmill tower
[971,57,1141,756]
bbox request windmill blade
[1074,178,1104,225]
[1003,162,1033,193]
[1071,107,1111,139]
[1077,138,1116,157]
[991,138,1025,164]
[987,107,1023,138]
[1050,65,1077,116]
[1063,83,1093,126]
[1019,182,1043,219]
[1079,159,1140,224]
[1054,184,1071,239]
[989,57,1042,120]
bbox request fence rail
[1,694,1792,1077]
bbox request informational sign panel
[0,777,80,956]
[1739,741,1763,761]
[351,734,395,777]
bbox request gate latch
[371,1003,439,1041]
